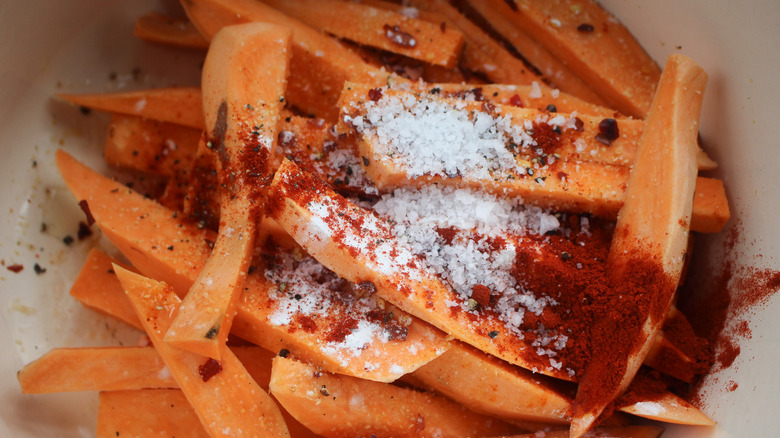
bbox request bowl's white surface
[1,0,778,436]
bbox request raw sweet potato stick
[163,23,290,359]
[114,266,290,437]
[265,0,464,68]
[570,54,707,437]
[467,0,661,118]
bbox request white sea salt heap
[344,89,580,182]
[265,255,388,356]
[374,185,563,342]
[344,92,535,180]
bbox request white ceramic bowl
[1,0,778,436]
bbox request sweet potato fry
[134,12,210,49]
[267,159,575,381]
[396,0,541,85]
[468,0,661,118]
[17,345,274,394]
[570,54,708,437]
[164,22,291,359]
[115,266,290,437]
[269,356,519,437]
[58,87,205,129]
[56,149,215,295]
[97,389,210,438]
[98,388,322,438]
[265,0,464,68]
[458,0,608,107]
[407,341,571,424]
[180,0,389,120]
[104,113,200,176]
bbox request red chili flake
[198,358,222,382]
[77,221,93,240]
[78,200,95,225]
[577,23,595,32]
[482,101,496,115]
[504,0,518,11]
[595,118,619,145]
[383,24,416,48]
[471,284,491,308]
[368,88,383,102]
[6,264,23,273]
[508,94,524,107]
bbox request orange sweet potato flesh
[164,22,291,360]
[268,0,464,68]
[269,356,519,438]
[58,152,448,382]
[17,346,275,394]
[180,0,389,120]
[268,159,575,381]
[134,12,210,49]
[571,55,707,437]
[68,249,142,329]
[97,389,210,438]
[98,388,322,438]
[395,0,541,85]
[104,113,200,177]
[57,149,215,295]
[407,341,572,424]
[474,0,661,118]
[115,266,290,438]
[57,87,205,129]
[459,0,608,107]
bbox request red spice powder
[198,357,222,382]
[676,222,780,400]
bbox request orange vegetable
[265,0,465,68]
[269,355,519,437]
[58,87,205,129]
[571,54,708,437]
[268,159,575,381]
[458,0,608,107]
[104,113,200,177]
[97,389,210,438]
[164,22,291,360]
[468,0,661,118]
[57,149,215,295]
[115,266,290,437]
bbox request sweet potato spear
[115,266,290,437]
[570,54,707,437]
[163,23,290,359]
[467,0,661,118]
[269,356,519,437]
[264,0,464,68]
[458,0,608,107]
[57,87,204,129]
